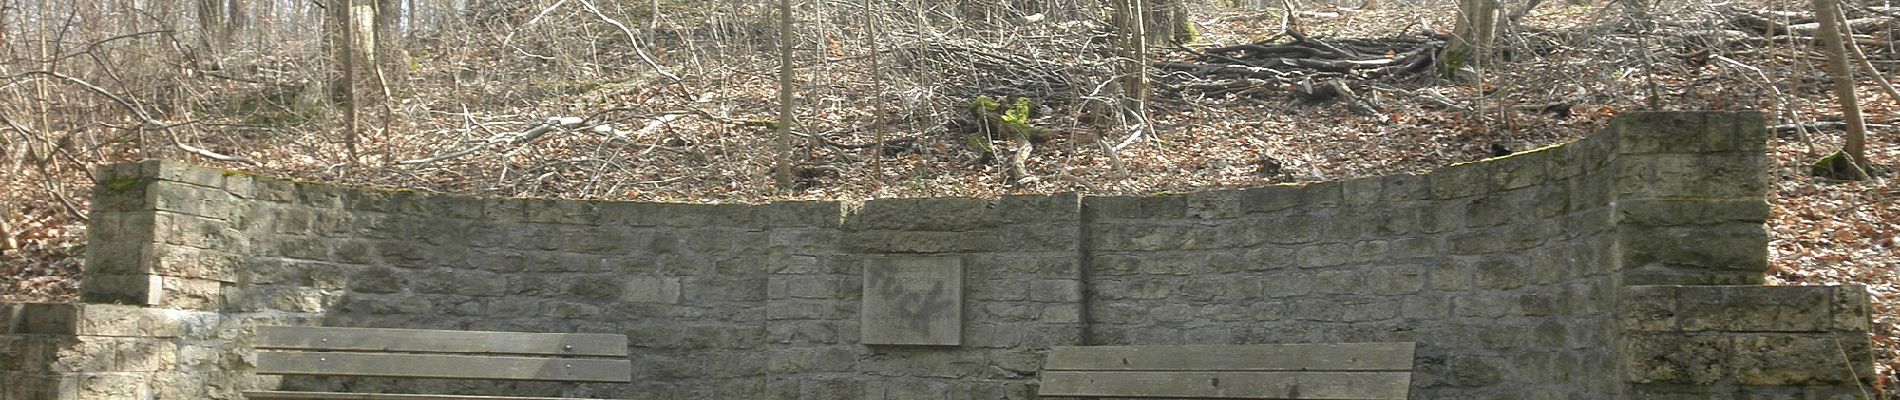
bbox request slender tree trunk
[1816,0,1869,177]
[866,0,886,168]
[343,0,361,164]
[774,0,794,190]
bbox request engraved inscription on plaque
[861,257,963,346]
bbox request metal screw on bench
[563,345,572,352]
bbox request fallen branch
[400,117,585,165]
[1769,121,1892,133]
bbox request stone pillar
[1621,285,1876,397]
[0,302,236,399]
[83,160,253,310]
[1609,111,1771,285]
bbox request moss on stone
[103,176,144,193]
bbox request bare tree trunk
[1145,0,1191,45]
[774,0,795,190]
[1112,0,1151,128]
[197,0,230,55]
[1816,0,1869,178]
[1438,0,1500,77]
[376,0,402,85]
[227,0,246,39]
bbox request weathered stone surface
[21,112,1874,400]
[861,257,962,346]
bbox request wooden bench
[1037,342,1416,399]
[244,326,632,400]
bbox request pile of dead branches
[1157,30,1442,100]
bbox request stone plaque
[861,257,963,346]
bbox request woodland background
[0,0,1894,395]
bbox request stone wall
[1080,132,1625,398]
[1622,285,1876,398]
[0,111,1876,399]
[0,303,238,399]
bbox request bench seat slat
[242,391,607,400]
[1038,371,1412,399]
[1044,343,1415,372]
[255,327,628,357]
[255,352,632,382]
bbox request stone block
[843,230,999,253]
[1401,293,1451,319]
[1040,304,1081,323]
[1182,191,1245,219]
[1299,181,1345,208]
[1313,269,1365,295]
[1454,292,1515,317]
[861,257,962,346]
[1028,279,1082,303]
[1620,286,1679,332]
[1085,195,1186,221]
[850,197,997,231]
[1380,173,1429,202]
[1295,242,1352,268]
[1618,223,1769,284]
[999,223,1080,252]
[1717,286,1833,332]
[769,275,846,300]
[1340,176,1383,207]
[1427,261,1474,292]
[1491,150,1551,190]
[971,278,1029,302]
[1624,333,1728,384]
[1475,256,1528,290]
[1832,285,1872,332]
[996,193,1080,223]
[1239,185,1302,213]
[1618,153,1769,200]
[1260,214,1324,244]
[1429,162,1491,199]
[1730,334,1869,385]
[1614,111,1767,155]
[1617,199,1770,227]
[81,275,163,308]
[412,269,506,297]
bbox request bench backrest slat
[255,326,629,357]
[254,352,633,382]
[1044,342,1414,372]
[253,326,632,384]
[1039,371,1412,399]
[1039,342,1415,399]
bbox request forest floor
[0,1,1894,395]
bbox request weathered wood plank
[254,326,628,357]
[1043,343,1415,371]
[1037,371,1412,399]
[254,352,632,382]
[242,391,600,400]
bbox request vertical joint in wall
[1074,195,1094,346]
